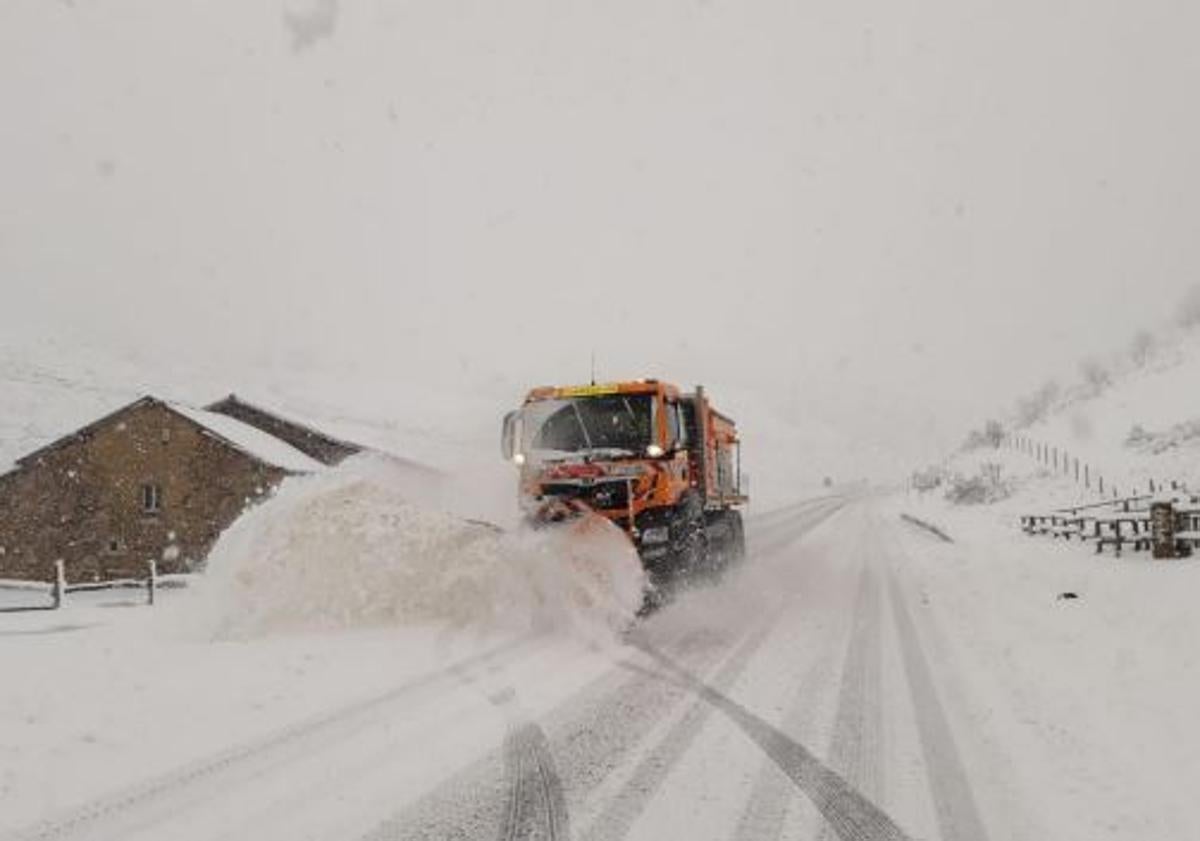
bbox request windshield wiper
[570,402,595,450]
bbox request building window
[107,538,122,554]
[141,483,163,514]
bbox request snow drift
[183,456,646,641]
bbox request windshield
[523,394,655,458]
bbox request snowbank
[180,456,646,642]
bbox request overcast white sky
[2,0,1198,466]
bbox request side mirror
[500,411,517,460]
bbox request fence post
[147,559,157,606]
[1151,500,1179,559]
[1099,475,1104,495]
[52,559,66,609]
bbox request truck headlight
[646,444,664,457]
[641,526,669,544]
[513,452,526,465]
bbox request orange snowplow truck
[501,380,747,587]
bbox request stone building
[0,396,326,583]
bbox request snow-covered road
[4,495,1018,841]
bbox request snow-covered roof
[206,393,444,475]
[168,404,325,474]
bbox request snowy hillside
[939,325,1200,506]
[1026,330,1200,492]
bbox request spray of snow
[179,456,645,642]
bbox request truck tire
[668,492,709,583]
[725,509,746,566]
[705,509,745,577]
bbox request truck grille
[540,480,630,511]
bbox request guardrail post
[147,559,157,606]
[52,559,66,609]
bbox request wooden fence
[0,559,159,613]
[1021,495,1200,558]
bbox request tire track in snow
[729,501,883,839]
[450,663,570,841]
[624,500,911,841]
[729,622,843,841]
[578,611,782,841]
[498,722,569,841]
[815,526,885,841]
[361,625,732,841]
[2,637,531,841]
[749,500,849,560]
[887,570,990,841]
[632,639,912,841]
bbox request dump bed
[682,387,746,509]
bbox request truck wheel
[705,509,745,577]
[727,510,746,564]
[668,492,709,583]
